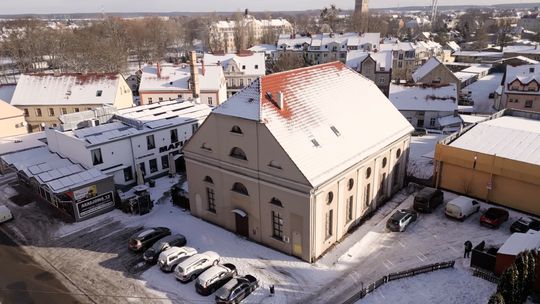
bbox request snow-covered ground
[359,260,495,304]
[408,134,446,179]
[462,74,503,114]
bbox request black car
[215,275,258,304]
[128,227,171,252]
[143,234,187,263]
[413,187,444,213]
[510,217,540,233]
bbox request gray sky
[1,0,533,14]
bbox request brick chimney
[189,51,201,100]
[201,59,206,76]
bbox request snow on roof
[503,45,540,54]
[446,41,461,52]
[438,115,462,127]
[449,116,540,166]
[0,132,47,156]
[459,114,489,124]
[505,64,540,90]
[0,99,23,118]
[203,53,265,76]
[345,51,370,70]
[0,84,16,103]
[504,56,539,64]
[347,50,393,72]
[412,57,443,82]
[389,83,458,112]
[498,231,540,256]
[460,65,491,74]
[213,62,413,187]
[139,63,224,93]
[453,51,504,58]
[11,73,122,106]
[248,44,278,54]
[454,71,477,82]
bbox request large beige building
[183,62,413,262]
[10,73,133,132]
[0,99,27,138]
[435,109,540,216]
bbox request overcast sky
[1,0,533,14]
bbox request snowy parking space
[408,134,446,179]
[0,174,523,304]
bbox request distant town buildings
[346,50,392,96]
[10,73,133,132]
[183,62,413,262]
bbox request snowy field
[462,74,503,114]
[408,134,446,179]
[359,261,496,304]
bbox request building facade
[183,63,413,262]
[497,64,540,112]
[10,73,133,132]
[0,99,27,138]
[412,57,462,91]
[346,50,393,96]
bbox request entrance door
[292,231,302,258]
[235,213,249,238]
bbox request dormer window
[230,147,247,160]
[268,160,282,170]
[231,125,243,134]
[96,90,103,97]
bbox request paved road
[0,227,84,304]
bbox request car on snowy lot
[412,127,427,136]
[444,196,480,220]
[510,217,540,233]
[195,263,237,296]
[215,274,258,304]
[413,187,444,213]
[480,207,509,229]
[143,234,186,263]
[128,227,171,252]
[386,209,418,232]
[175,251,220,283]
[158,246,198,272]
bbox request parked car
[158,246,198,272]
[143,234,186,263]
[480,208,509,228]
[175,251,220,283]
[0,205,13,223]
[195,263,237,296]
[412,127,427,136]
[445,196,480,220]
[386,209,418,232]
[510,217,540,233]
[128,227,171,252]
[413,187,444,213]
[215,275,258,304]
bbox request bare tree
[271,53,305,73]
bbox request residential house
[381,40,443,81]
[10,73,133,132]
[203,52,266,97]
[346,50,393,96]
[412,57,462,90]
[389,83,461,131]
[183,62,413,262]
[496,64,540,112]
[0,99,27,138]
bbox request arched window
[366,167,372,179]
[396,149,402,158]
[348,178,354,191]
[204,176,214,184]
[270,197,283,207]
[230,147,247,160]
[231,125,243,134]
[382,157,388,168]
[326,192,334,204]
[232,182,249,196]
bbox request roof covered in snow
[203,53,265,76]
[0,99,23,118]
[449,115,540,166]
[248,44,278,54]
[0,132,47,156]
[438,115,462,127]
[504,64,540,92]
[139,63,225,93]
[213,62,413,187]
[445,41,461,52]
[389,83,458,112]
[498,231,540,256]
[413,57,444,82]
[278,32,381,51]
[11,73,124,106]
[346,50,393,72]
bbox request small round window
[366,167,372,179]
[382,157,388,168]
[396,149,402,158]
[326,192,334,204]
[348,178,354,191]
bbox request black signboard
[76,192,114,219]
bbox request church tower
[355,0,369,32]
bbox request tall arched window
[230,147,247,160]
[232,182,249,196]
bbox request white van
[445,196,480,220]
[0,205,13,223]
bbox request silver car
[158,246,197,272]
[175,251,220,283]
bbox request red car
[480,208,509,228]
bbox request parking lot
[0,174,520,304]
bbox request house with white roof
[435,109,540,216]
[10,73,133,132]
[496,64,540,112]
[389,83,461,131]
[0,99,27,138]
[138,55,227,107]
[183,62,413,262]
[412,57,463,90]
[203,52,265,97]
[496,230,540,276]
[380,40,443,81]
[346,50,393,96]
